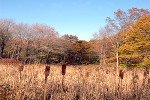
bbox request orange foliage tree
[73,40,92,64]
[119,15,150,67]
[105,8,150,67]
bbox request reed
[45,65,50,79]
[133,74,139,99]
[148,78,150,84]
[85,71,89,78]
[16,64,24,100]
[119,69,124,79]
[114,67,116,72]
[62,63,66,87]
[133,74,139,82]
[138,68,149,99]
[144,71,147,77]
[1,64,150,99]
[146,77,150,99]
[44,65,50,100]
[62,63,66,75]
[18,65,24,72]
[118,69,124,99]
[61,63,67,99]
[106,69,109,74]
[18,65,24,81]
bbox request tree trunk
[16,39,23,60]
[116,42,119,67]
[116,51,119,67]
[103,54,106,67]
[25,41,30,64]
[46,52,51,64]
[1,39,5,58]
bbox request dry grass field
[0,64,150,100]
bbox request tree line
[0,8,150,67]
[0,20,96,64]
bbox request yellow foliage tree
[119,15,150,67]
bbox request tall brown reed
[85,71,89,78]
[44,65,50,100]
[144,71,147,77]
[148,78,150,84]
[138,68,149,99]
[16,65,24,100]
[62,63,66,92]
[113,66,117,99]
[114,67,116,72]
[133,74,139,99]
[106,69,109,74]
[119,69,124,99]
[18,65,24,80]
[119,69,124,79]
[62,63,66,76]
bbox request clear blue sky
[0,0,149,41]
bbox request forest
[0,8,150,67]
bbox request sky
[0,0,150,41]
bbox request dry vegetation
[0,64,150,100]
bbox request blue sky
[0,0,149,41]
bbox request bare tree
[8,23,29,60]
[0,19,14,58]
[29,24,60,63]
[93,28,114,67]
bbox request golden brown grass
[0,64,150,100]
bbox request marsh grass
[0,64,150,100]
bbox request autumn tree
[119,15,150,67]
[7,23,30,60]
[105,8,150,67]
[60,34,79,64]
[88,39,100,64]
[62,34,78,43]
[6,37,23,59]
[29,24,59,64]
[93,28,114,67]
[0,19,15,58]
[73,40,92,64]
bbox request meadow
[0,64,150,100]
